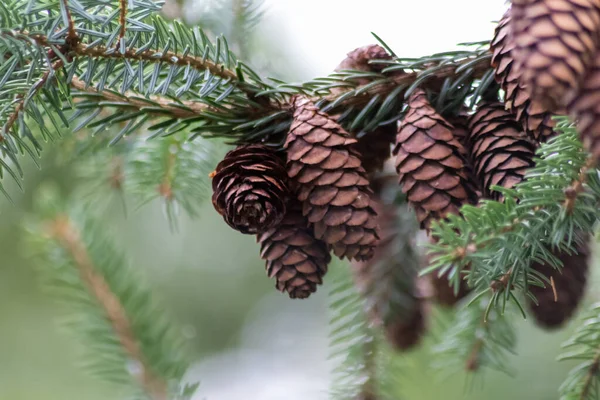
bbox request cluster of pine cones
[211,1,594,349]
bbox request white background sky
[262,0,507,77]
[191,1,509,399]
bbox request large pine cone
[335,44,396,174]
[258,199,331,299]
[394,89,479,230]
[567,52,600,160]
[285,97,380,261]
[510,0,600,112]
[212,144,289,234]
[490,9,555,142]
[468,103,536,200]
[527,235,590,329]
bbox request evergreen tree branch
[26,195,194,399]
[70,75,212,118]
[48,215,169,400]
[559,302,600,400]
[425,121,599,313]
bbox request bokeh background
[1,1,598,399]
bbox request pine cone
[285,97,380,261]
[211,144,289,234]
[352,191,426,351]
[394,89,479,230]
[335,44,391,75]
[490,9,556,141]
[527,235,590,329]
[353,126,396,174]
[258,199,331,299]
[567,52,600,160]
[429,271,471,307]
[510,0,600,112]
[335,45,396,174]
[468,103,536,200]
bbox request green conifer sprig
[425,120,599,316]
[26,193,195,399]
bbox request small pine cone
[394,89,479,230]
[335,44,391,75]
[429,272,471,307]
[567,52,600,160]
[258,199,331,299]
[527,235,590,329]
[334,45,396,174]
[490,9,556,141]
[212,145,289,234]
[510,0,600,112]
[353,125,396,174]
[384,303,426,351]
[352,196,426,351]
[285,97,380,261]
[468,103,536,200]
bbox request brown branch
[116,0,128,50]
[60,0,79,49]
[580,350,600,399]
[48,215,168,400]
[70,76,212,118]
[3,59,64,139]
[564,157,593,214]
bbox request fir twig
[48,215,169,400]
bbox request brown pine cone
[527,235,590,329]
[510,0,600,112]
[468,103,536,200]
[258,199,331,299]
[394,89,479,230]
[567,52,600,160]
[490,9,556,142]
[352,195,426,351]
[212,145,290,234]
[334,45,396,174]
[353,126,396,174]
[285,96,380,261]
[429,272,471,307]
[335,44,391,75]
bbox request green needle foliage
[25,191,196,399]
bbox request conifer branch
[70,76,212,118]
[559,302,600,400]
[48,215,169,400]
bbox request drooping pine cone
[285,97,380,261]
[335,45,396,174]
[527,234,590,329]
[335,44,391,75]
[490,9,556,141]
[510,0,600,112]
[429,271,471,307]
[468,103,536,200]
[258,199,331,299]
[567,52,600,160]
[212,144,289,234]
[394,89,479,230]
[353,126,397,174]
[352,193,426,351]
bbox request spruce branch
[559,302,600,400]
[27,196,194,399]
[425,121,600,314]
[48,215,169,400]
